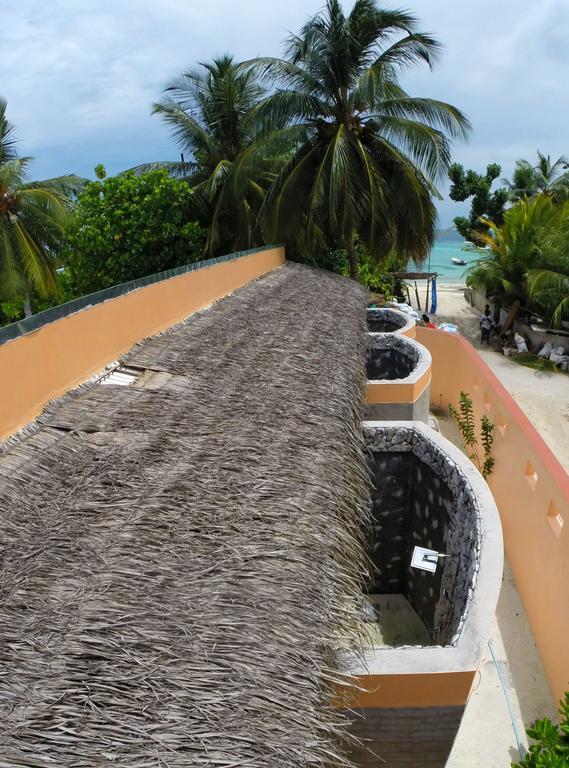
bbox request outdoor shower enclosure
[366,307,415,337]
[365,334,431,422]
[344,422,503,768]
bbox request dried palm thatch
[0,262,370,767]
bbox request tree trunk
[346,233,358,280]
[23,294,33,318]
[499,300,520,337]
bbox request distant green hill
[435,227,464,244]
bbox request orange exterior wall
[349,671,476,709]
[417,326,569,704]
[366,368,431,404]
[0,247,285,440]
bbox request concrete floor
[363,594,434,647]
[447,562,556,767]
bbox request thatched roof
[0,263,371,766]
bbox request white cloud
[1,0,567,223]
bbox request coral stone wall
[366,426,480,645]
[367,308,415,337]
[366,335,420,381]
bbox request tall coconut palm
[0,99,84,315]
[146,56,281,256]
[245,0,470,277]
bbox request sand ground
[433,284,569,471]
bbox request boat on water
[451,257,467,266]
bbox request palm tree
[503,151,569,202]
[528,200,569,327]
[0,99,84,316]
[529,268,569,328]
[146,56,280,256]
[244,0,470,277]
[467,195,569,325]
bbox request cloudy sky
[1,0,568,226]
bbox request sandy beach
[432,283,569,471]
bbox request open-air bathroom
[365,335,432,422]
[366,307,415,336]
[344,422,502,768]
[366,333,421,382]
[361,422,500,649]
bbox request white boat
[451,257,466,266]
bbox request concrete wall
[515,321,569,353]
[0,246,285,440]
[348,706,464,768]
[417,326,569,704]
[365,335,431,423]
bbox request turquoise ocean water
[407,231,479,283]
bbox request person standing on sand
[480,308,495,344]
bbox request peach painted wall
[366,368,431,405]
[350,671,475,708]
[417,326,569,704]
[0,246,285,440]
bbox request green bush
[449,391,495,478]
[64,167,206,296]
[512,691,569,767]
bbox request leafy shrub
[512,691,569,767]
[65,167,206,295]
[449,391,495,478]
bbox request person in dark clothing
[480,308,495,344]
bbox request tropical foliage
[504,151,569,203]
[305,242,404,296]
[512,691,569,768]
[65,166,205,296]
[142,56,279,257]
[448,162,508,242]
[449,391,495,479]
[243,0,470,277]
[0,98,83,316]
[466,195,569,327]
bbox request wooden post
[425,278,430,313]
[413,281,421,309]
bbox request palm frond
[9,218,58,297]
[0,222,26,299]
[377,97,471,140]
[152,100,216,159]
[365,32,442,72]
[529,268,569,327]
[373,116,451,182]
[0,97,19,163]
[127,160,199,180]
[250,91,331,132]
